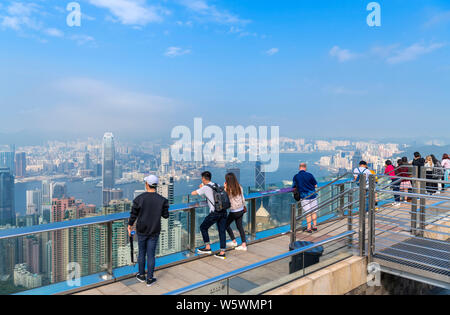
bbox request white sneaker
[226,241,237,248]
[235,245,247,251]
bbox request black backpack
[206,184,231,212]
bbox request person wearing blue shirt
[292,163,319,233]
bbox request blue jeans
[200,211,227,251]
[392,179,401,202]
[137,234,159,279]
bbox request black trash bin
[289,241,324,274]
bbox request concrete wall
[347,273,437,295]
[266,256,367,295]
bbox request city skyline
[0,0,449,140]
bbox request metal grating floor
[374,237,450,277]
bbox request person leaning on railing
[384,160,400,206]
[292,163,319,233]
[431,154,444,193]
[397,158,412,202]
[424,156,436,195]
[224,172,248,251]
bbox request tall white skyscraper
[156,175,181,256]
[26,190,42,216]
[160,148,170,174]
[102,132,115,206]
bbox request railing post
[367,175,376,263]
[101,221,114,280]
[418,167,426,237]
[339,183,345,217]
[189,208,196,253]
[250,199,257,240]
[411,166,418,236]
[347,189,353,249]
[290,203,297,245]
[358,174,366,257]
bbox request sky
[0,0,449,143]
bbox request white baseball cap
[144,175,159,186]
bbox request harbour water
[14,153,332,215]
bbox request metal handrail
[164,230,356,295]
[376,189,450,201]
[292,172,353,202]
[375,174,450,184]
[0,187,289,240]
[295,187,357,221]
[0,178,354,241]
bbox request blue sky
[0,0,449,141]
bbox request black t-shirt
[129,192,169,237]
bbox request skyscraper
[227,168,241,183]
[102,133,115,206]
[0,145,15,175]
[51,182,67,200]
[156,176,180,256]
[255,160,266,191]
[15,152,26,178]
[51,197,75,283]
[0,167,15,226]
[84,153,91,170]
[352,151,363,170]
[26,190,42,216]
[41,180,52,221]
[157,176,174,204]
[160,148,170,174]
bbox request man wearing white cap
[128,175,169,287]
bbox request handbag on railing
[293,188,301,202]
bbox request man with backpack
[353,161,372,188]
[353,161,373,211]
[191,171,230,259]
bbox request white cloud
[386,42,446,64]
[164,46,191,57]
[265,48,279,56]
[329,46,359,62]
[44,28,63,37]
[424,10,450,28]
[88,0,165,25]
[70,34,95,46]
[0,2,41,31]
[179,0,250,25]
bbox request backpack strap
[204,184,216,210]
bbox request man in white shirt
[353,161,373,211]
[191,171,227,259]
[353,161,372,188]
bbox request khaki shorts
[301,198,318,215]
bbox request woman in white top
[424,156,436,194]
[224,172,247,251]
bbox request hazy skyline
[1,0,449,141]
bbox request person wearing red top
[384,160,400,205]
[397,157,412,202]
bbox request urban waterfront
[13,153,332,216]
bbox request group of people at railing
[126,162,324,288]
[383,152,450,206]
[124,151,449,289]
[126,170,252,287]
